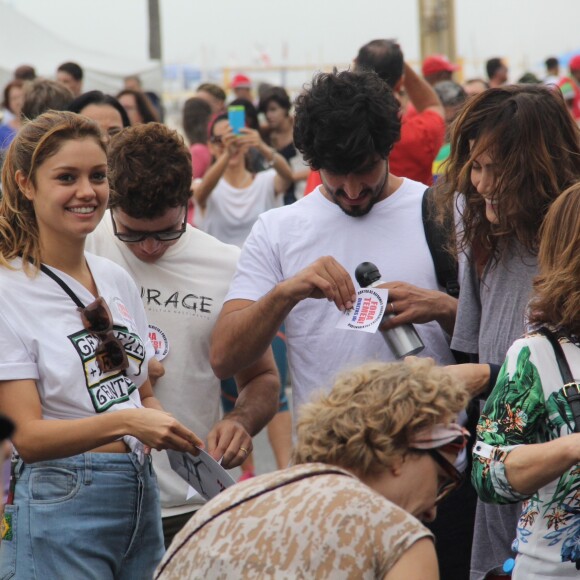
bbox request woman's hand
[237,126,264,150]
[221,125,239,156]
[127,408,203,454]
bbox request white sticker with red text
[148,324,169,360]
[335,287,389,334]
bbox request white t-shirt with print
[87,214,240,517]
[226,180,456,416]
[0,254,153,423]
[195,168,282,248]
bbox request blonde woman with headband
[0,111,203,579]
[157,359,469,579]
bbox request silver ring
[390,302,396,315]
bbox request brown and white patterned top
[156,462,432,579]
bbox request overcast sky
[4,0,580,82]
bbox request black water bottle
[355,261,425,359]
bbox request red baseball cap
[231,74,251,89]
[422,55,460,77]
[569,55,580,72]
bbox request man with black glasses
[86,122,279,548]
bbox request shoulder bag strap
[537,327,580,433]
[421,186,459,298]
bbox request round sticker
[148,324,170,360]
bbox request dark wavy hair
[107,123,192,219]
[529,183,580,335]
[293,70,400,174]
[258,86,292,114]
[68,91,130,128]
[116,89,159,124]
[439,84,580,260]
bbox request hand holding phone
[228,106,245,135]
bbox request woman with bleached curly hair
[156,359,469,580]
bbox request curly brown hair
[107,123,192,219]
[0,111,105,272]
[528,183,580,334]
[292,359,468,478]
[438,84,580,261]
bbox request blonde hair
[0,110,105,272]
[293,359,469,477]
[529,182,580,334]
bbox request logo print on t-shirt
[140,287,214,318]
[148,324,169,360]
[68,326,146,413]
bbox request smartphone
[228,105,245,135]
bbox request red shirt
[557,76,580,120]
[304,109,445,193]
[388,109,445,186]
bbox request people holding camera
[194,112,292,248]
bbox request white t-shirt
[87,213,240,517]
[0,254,152,422]
[195,168,281,247]
[226,180,455,416]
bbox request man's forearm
[210,283,297,379]
[435,292,457,335]
[402,62,443,114]
[228,368,280,436]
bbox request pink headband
[409,423,469,453]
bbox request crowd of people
[0,44,579,580]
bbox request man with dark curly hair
[210,69,456,412]
[86,122,279,548]
[304,40,445,191]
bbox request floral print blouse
[472,332,580,578]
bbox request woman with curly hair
[472,183,580,577]
[439,84,580,579]
[156,359,469,579]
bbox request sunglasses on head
[79,297,129,374]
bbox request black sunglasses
[426,449,464,505]
[209,135,223,145]
[79,297,129,374]
[111,207,187,243]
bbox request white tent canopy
[0,3,162,94]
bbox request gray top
[452,241,537,365]
[452,241,538,580]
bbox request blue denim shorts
[0,452,164,579]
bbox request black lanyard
[39,264,86,309]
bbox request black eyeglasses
[209,135,223,145]
[79,297,129,374]
[111,207,187,243]
[426,449,464,505]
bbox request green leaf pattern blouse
[472,333,580,576]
